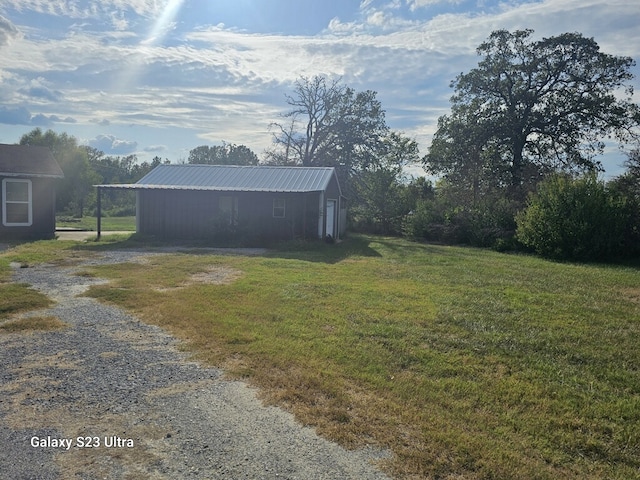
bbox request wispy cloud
[18,77,62,101]
[407,0,463,10]
[0,14,19,46]
[0,0,166,19]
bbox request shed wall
[0,176,57,240]
[137,190,322,242]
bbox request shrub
[403,195,519,249]
[516,173,631,261]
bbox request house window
[2,179,32,227]
[219,196,238,225]
[273,198,286,218]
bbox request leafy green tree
[607,149,640,254]
[426,101,511,204]
[188,143,258,165]
[516,173,631,260]
[351,132,420,234]
[608,150,640,201]
[19,128,99,216]
[426,29,640,200]
[85,149,164,216]
[19,128,78,164]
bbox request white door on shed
[326,199,336,238]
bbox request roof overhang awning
[94,184,325,194]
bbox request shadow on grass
[73,233,382,264]
[268,235,382,263]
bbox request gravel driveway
[0,251,390,480]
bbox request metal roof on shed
[97,165,339,193]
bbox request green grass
[0,283,54,320]
[56,215,136,231]
[0,251,55,321]
[3,235,640,479]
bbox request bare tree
[267,75,388,173]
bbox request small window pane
[5,203,29,224]
[273,198,285,218]
[5,181,29,202]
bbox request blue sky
[0,0,638,177]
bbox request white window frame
[2,178,33,227]
[273,198,286,218]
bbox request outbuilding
[97,164,346,243]
[0,144,64,240]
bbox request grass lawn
[56,215,136,231]
[0,257,54,321]
[2,235,640,479]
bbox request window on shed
[273,198,286,218]
[2,179,32,227]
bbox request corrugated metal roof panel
[98,165,339,193]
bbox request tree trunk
[510,138,526,200]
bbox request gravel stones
[0,251,390,479]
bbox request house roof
[0,144,64,178]
[98,164,341,194]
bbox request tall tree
[267,75,388,175]
[426,29,640,199]
[19,128,99,216]
[188,143,258,165]
[352,132,420,234]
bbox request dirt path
[0,251,390,479]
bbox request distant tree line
[17,129,258,218]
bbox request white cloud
[89,134,138,154]
[144,144,167,153]
[407,0,462,10]
[110,10,129,31]
[0,14,20,46]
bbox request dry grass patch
[0,316,66,333]
[188,265,242,285]
[156,265,242,292]
[621,287,640,304]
